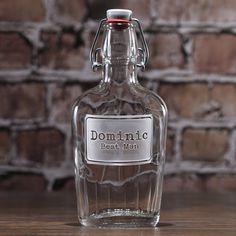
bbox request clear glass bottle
[72,9,168,227]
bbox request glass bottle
[72,9,168,227]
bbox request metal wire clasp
[90,18,149,71]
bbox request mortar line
[2,69,236,83]
[42,0,54,23]
[228,129,236,167]
[150,0,157,21]
[9,128,18,163]
[0,119,235,131]
[3,20,236,33]
[173,126,183,170]
[2,161,234,177]
[168,120,236,129]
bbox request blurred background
[0,0,235,193]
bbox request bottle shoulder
[132,84,167,112]
[72,83,108,110]
[72,82,167,118]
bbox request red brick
[0,33,31,69]
[163,174,203,192]
[182,129,229,162]
[193,34,236,74]
[0,83,46,120]
[87,0,121,20]
[0,174,46,192]
[17,129,65,167]
[87,0,150,21]
[53,178,75,191]
[0,130,11,163]
[166,129,174,162]
[52,0,87,25]
[205,175,236,192]
[121,0,150,21]
[159,83,209,119]
[39,32,86,70]
[163,175,182,192]
[51,84,83,123]
[183,175,204,192]
[159,83,236,120]
[156,0,236,23]
[211,84,236,117]
[0,0,45,22]
[147,34,184,69]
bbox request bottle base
[79,209,160,227]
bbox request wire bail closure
[90,18,149,71]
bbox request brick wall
[0,0,236,192]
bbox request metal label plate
[85,114,153,165]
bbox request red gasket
[107,18,131,24]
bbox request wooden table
[0,192,235,236]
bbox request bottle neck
[101,22,138,84]
[102,63,137,84]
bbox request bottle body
[72,9,168,227]
[72,72,167,227]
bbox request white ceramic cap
[106,9,132,20]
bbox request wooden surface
[0,192,235,236]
